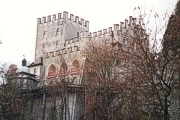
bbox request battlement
[37,11,89,31]
[39,14,147,59]
[91,16,137,38]
[65,31,91,47]
[44,45,80,58]
[43,31,92,58]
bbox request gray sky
[0,0,178,67]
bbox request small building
[15,58,38,89]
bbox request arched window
[123,38,125,43]
[59,62,68,76]
[72,59,80,68]
[56,28,60,36]
[70,59,80,75]
[47,64,56,78]
[48,64,56,73]
[43,31,47,38]
[34,68,37,75]
[42,44,46,52]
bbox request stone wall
[23,86,84,120]
[33,11,149,86]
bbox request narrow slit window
[43,31,47,38]
[77,32,79,37]
[56,28,60,35]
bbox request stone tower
[33,11,90,85]
[31,11,148,86]
[35,11,89,61]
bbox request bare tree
[0,64,26,120]
[82,38,150,119]
[121,3,180,120]
[81,2,180,119]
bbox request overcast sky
[0,0,178,67]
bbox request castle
[26,11,138,87]
[5,6,180,118]
[12,11,149,120]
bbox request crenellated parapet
[43,37,80,58]
[43,30,92,58]
[44,48,80,60]
[91,16,137,39]
[34,11,151,85]
[37,11,89,31]
[87,16,150,49]
[40,15,148,59]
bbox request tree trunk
[164,96,169,120]
[42,92,46,120]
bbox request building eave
[17,71,36,76]
[27,63,43,68]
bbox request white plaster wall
[29,66,41,75]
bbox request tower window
[43,31,47,38]
[77,32,79,37]
[42,44,46,52]
[39,57,43,63]
[56,28,60,35]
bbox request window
[70,59,80,75]
[73,77,79,84]
[39,57,43,63]
[123,38,125,43]
[47,64,56,78]
[42,44,46,52]
[72,59,80,68]
[77,32,79,37]
[43,31,47,39]
[56,28,60,35]
[48,64,56,73]
[34,68,37,75]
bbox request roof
[27,62,43,68]
[22,58,27,62]
[16,71,38,82]
[17,71,36,76]
[17,66,30,73]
